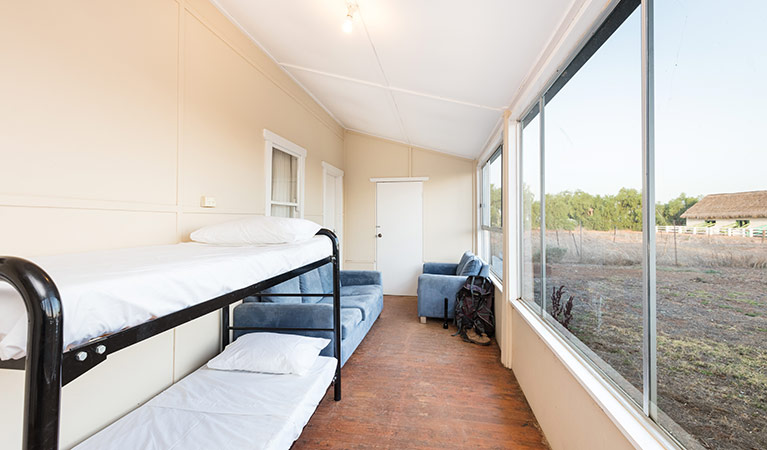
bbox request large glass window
[517,0,767,448]
[544,2,643,404]
[655,1,767,448]
[481,146,503,279]
[520,0,644,408]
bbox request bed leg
[317,228,342,402]
[443,298,449,329]
[220,306,230,351]
[332,250,342,402]
[0,257,64,450]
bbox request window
[655,2,767,448]
[543,0,643,405]
[480,145,503,279]
[517,0,767,448]
[270,149,299,217]
[264,130,306,218]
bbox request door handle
[377,233,383,238]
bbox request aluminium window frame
[480,144,504,279]
[515,0,672,443]
[480,144,503,230]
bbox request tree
[527,188,699,232]
[490,184,502,227]
[656,193,700,226]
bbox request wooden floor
[294,296,549,450]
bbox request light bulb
[342,14,353,33]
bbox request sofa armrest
[233,302,333,330]
[340,270,382,287]
[232,302,336,356]
[423,262,458,275]
[417,273,467,301]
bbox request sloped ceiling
[211,0,577,159]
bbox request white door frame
[322,161,344,259]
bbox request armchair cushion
[458,257,482,276]
[455,251,475,275]
[423,262,458,275]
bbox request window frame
[514,0,683,443]
[480,145,503,232]
[263,129,307,219]
[480,144,503,279]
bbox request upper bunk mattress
[0,237,332,360]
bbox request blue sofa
[233,262,383,366]
[417,252,489,322]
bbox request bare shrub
[550,285,575,330]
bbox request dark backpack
[453,276,495,345]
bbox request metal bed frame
[0,229,342,450]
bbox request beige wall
[0,0,343,448]
[509,305,635,450]
[343,131,475,271]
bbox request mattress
[74,356,337,450]
[0,237,332,360]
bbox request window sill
[487,271,503,293]
[511,299,682,450]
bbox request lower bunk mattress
[74,356,337,450]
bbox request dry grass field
[530,229,767,450]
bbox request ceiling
[211,0,577,159]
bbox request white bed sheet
[74,356,337,450]
[0,237,331,360]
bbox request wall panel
[0,0,179,205]
[0,0,344,447]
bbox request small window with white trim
[264,130,306,218]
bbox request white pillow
[207,332,330,375]
[190,216,321,245]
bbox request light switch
[201,196,216,208]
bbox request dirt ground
[531,229,767,450]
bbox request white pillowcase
[190,216,321,245]
[207,332,331,375]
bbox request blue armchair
[417,252,489,323]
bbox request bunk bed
[0,228,342,450]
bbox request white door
[376,182,423,295]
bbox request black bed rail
[0,229,343,450]
[0,257,63,450]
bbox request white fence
[655,225,767,238]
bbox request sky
[523,0,767,203]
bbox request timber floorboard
[293,296,549,450]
